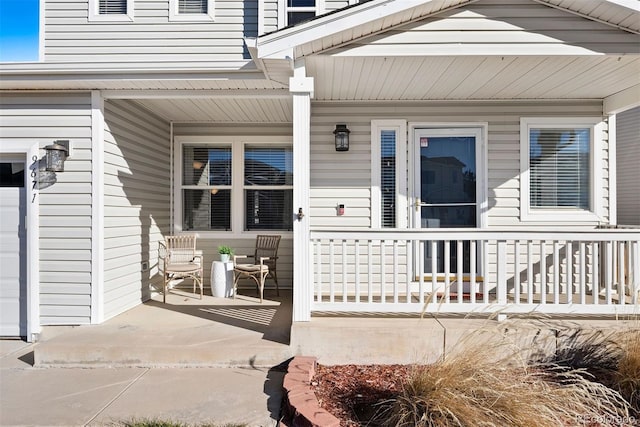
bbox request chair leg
[270,270,280,296]
[232,271,241,299]
[163,274,168,303]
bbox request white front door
[413,128,483,275]
[0,157,27,337]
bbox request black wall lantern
[44,140,70,172]
[334,124,350,152]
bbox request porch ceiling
[131,96,294,123]
[305,55,640,101]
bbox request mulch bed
[311,364,413,426]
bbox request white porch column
[290,60,314,322]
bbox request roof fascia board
[257,0,445,59]
[101,89,291,99]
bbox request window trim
[371,120,407,229]
[519,117,604,223]
[88,0,134,22]
[169,0,215,22]
[174,135,293,238]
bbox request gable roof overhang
[255,0,640,112]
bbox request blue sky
[0,0,40,62]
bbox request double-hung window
[89,0,134,21]
[285,0,317,26]
[177,137,293,234]
[169,0,215,21]
[520,117,603,222]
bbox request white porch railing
[310,229,640,316]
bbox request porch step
[34,293,294,368]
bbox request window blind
[99,0,127,14]
[529,128,590,210]
[179,0,207,14]
[380,130,396,228]
[182,146,231,186]
[244,146,293,230]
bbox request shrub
[384,334,630,427]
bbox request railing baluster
[483,240,489,304]
[381,240,386,304]
[540,241,546,305]
[393,240,399,304]
[579,242,586,304]
[553,241,560,305]
[457,240,463,303]
[444,240,451,303]
[342,240,347,303]
[470,240,476,304]
[431,240,437,305]
[418,240,425,304]
[527,240,534,304]
[316,240,322,302]
[497,240,507,305]
[355,240,360,304]
[406,240,411,303]
[619,241,625,305]
[566,241,572,304]
[606,241,613,305]
[514,240,521,304]
[368,240,373,304]
[329,239,335,303]
[632,240,639,305]
[593,242,599,305]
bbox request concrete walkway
[0,339,284,426]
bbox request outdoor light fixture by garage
[44,140,70,172]
[334,124,350,152]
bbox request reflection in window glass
[183,146,231,186]
[183,189,231,231]
[244,146,293,231]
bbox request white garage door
[0,158,27,337]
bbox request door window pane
[420,137,476,204]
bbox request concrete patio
[31,286,639,368]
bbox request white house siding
[44,0,259,69]
[331,0,640,57]
[310,101,608,229]
[172,123,294,288]
[616,107,640,226]
[103,99,171,320]
[324,1,350,13]
[262,0,278,34]
[0,92,93,325]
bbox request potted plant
[218,245,234,263]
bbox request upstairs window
[286,0,316,26]
[89,0,134,21]
[170,0,215,21]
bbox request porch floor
[35,289,293,368]
[32,288,638,367]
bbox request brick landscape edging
[282,356,340,427]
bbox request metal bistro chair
[233,235,281,302]
[158,235,203,303]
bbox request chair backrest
[254,235,281,262]
[166,234,197,264]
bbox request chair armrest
[233,255,248,264]
[259,256,270,265]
